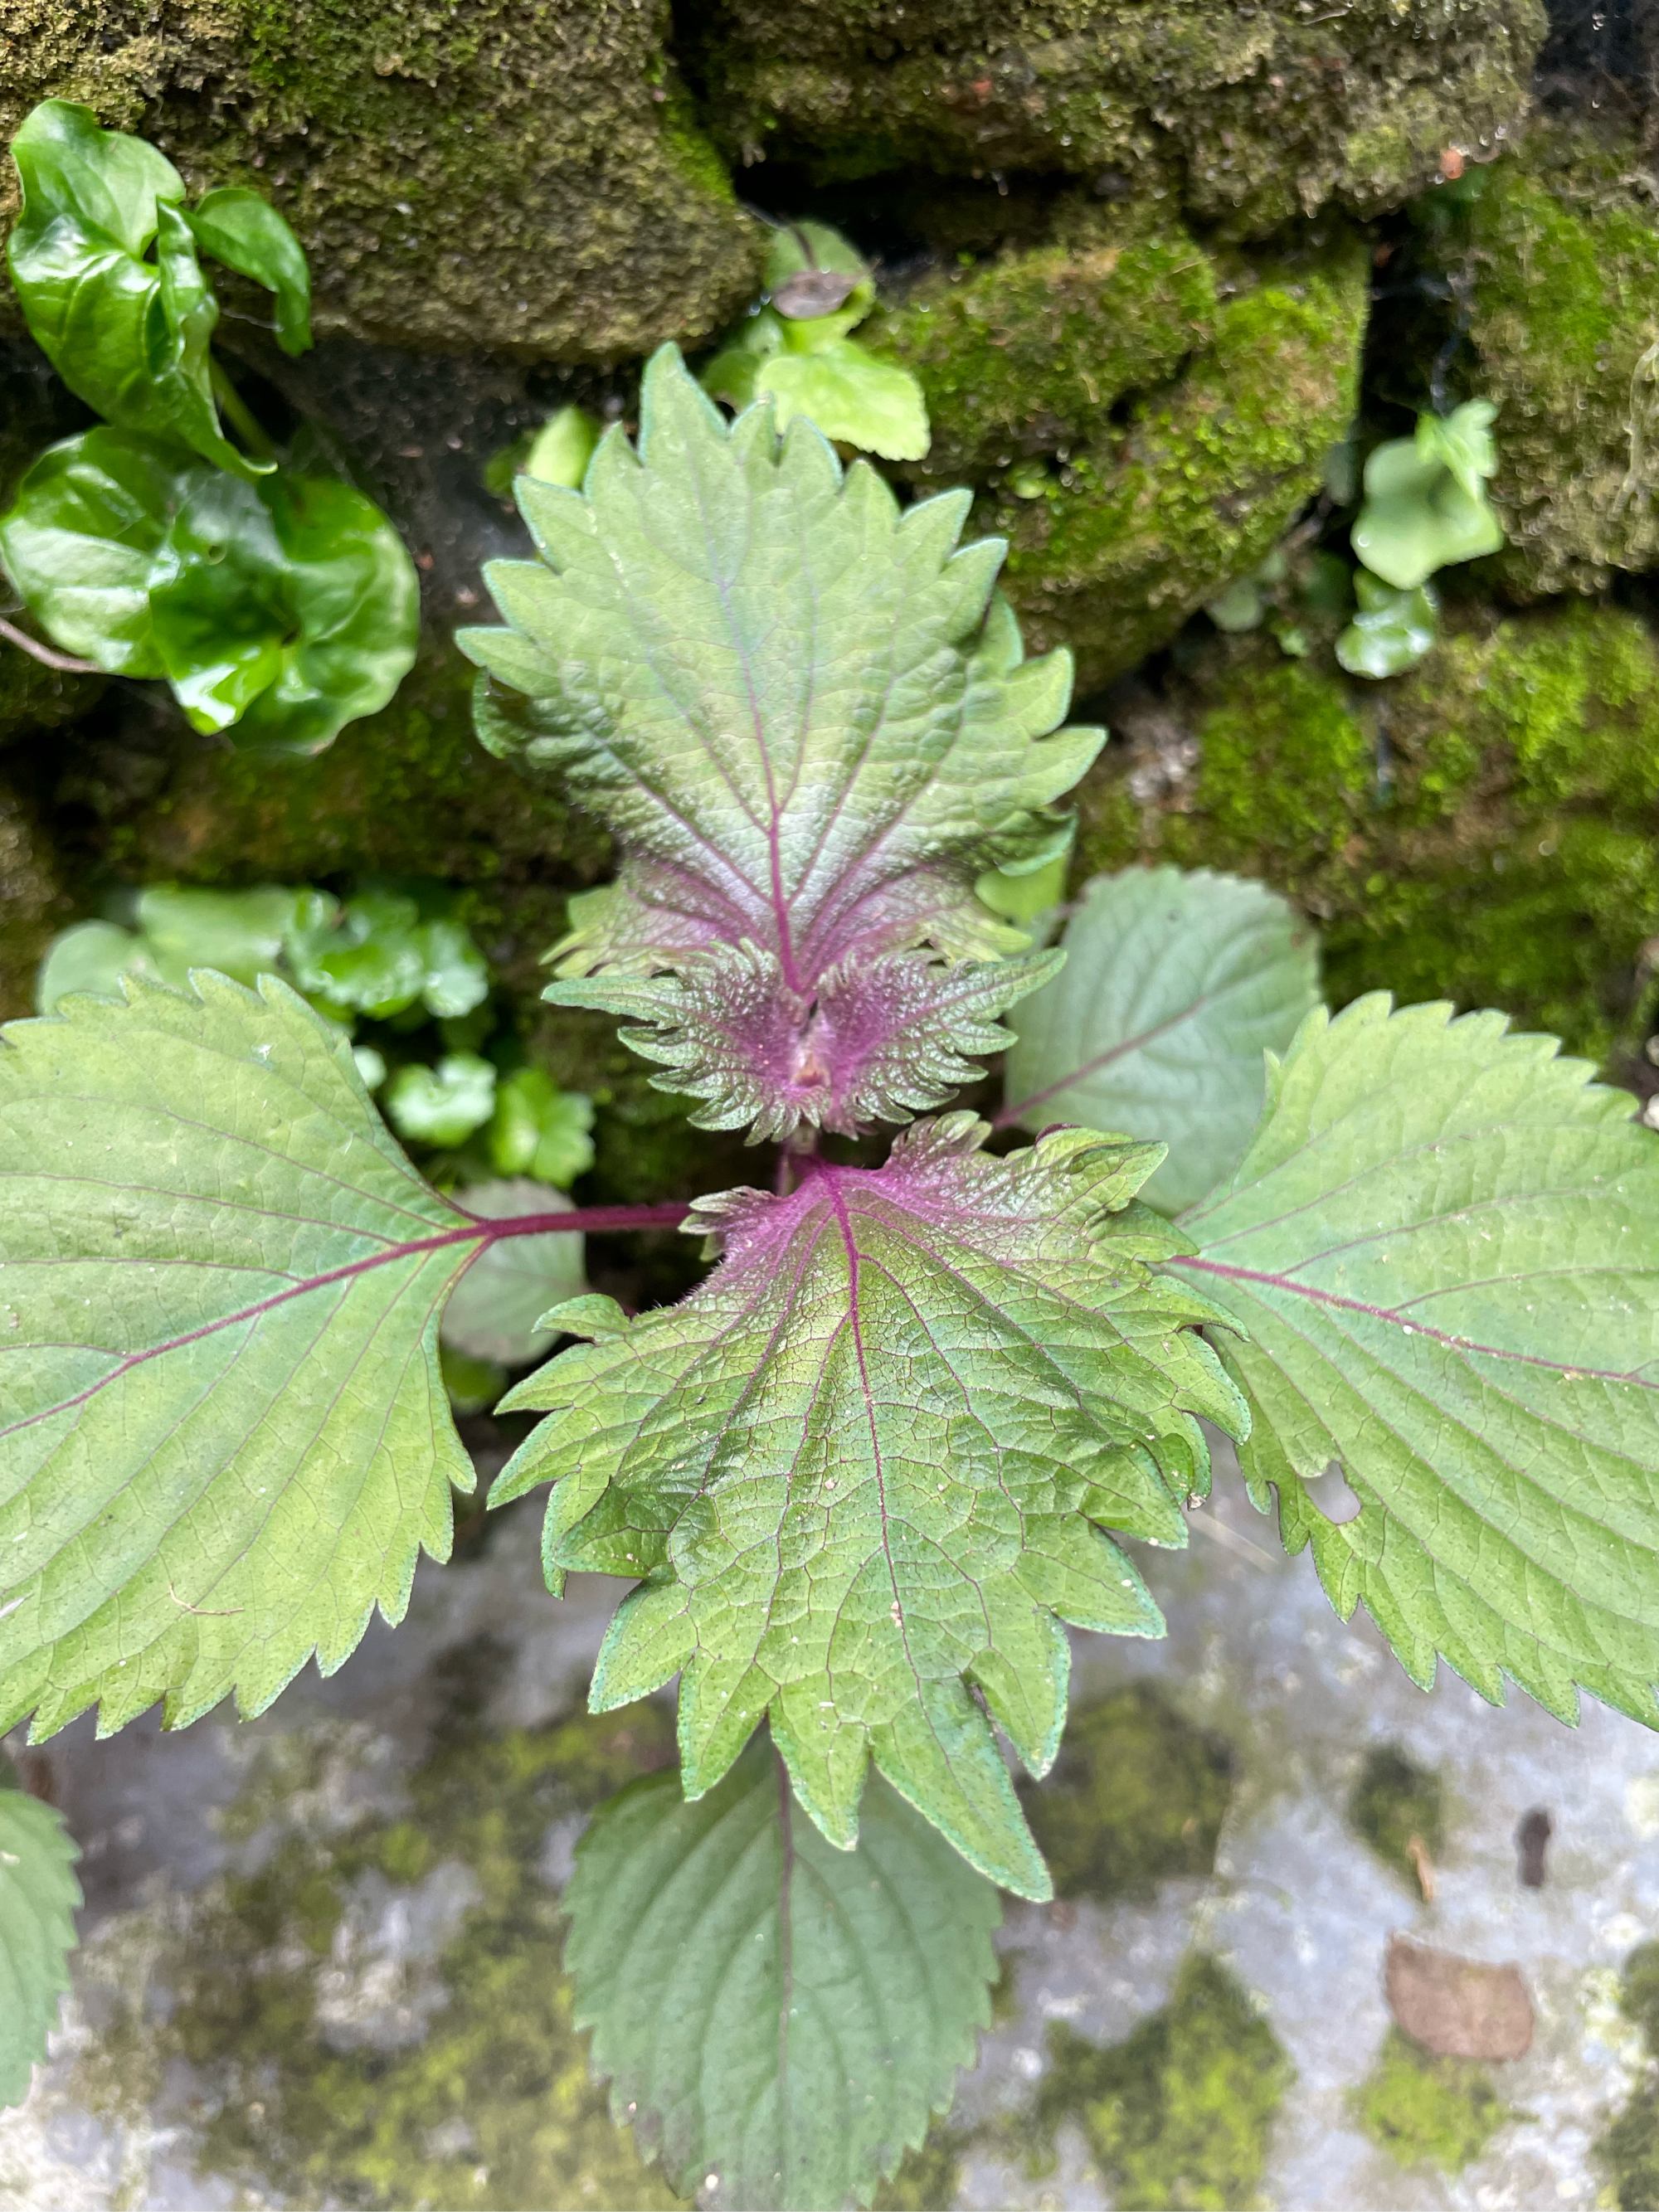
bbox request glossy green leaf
[1350,401,1505,591]
[0,971,485,1737]
[7,101,268,479]
[462,346,1091,1140]
[757,341,930,461]
[1005,868,1321,1213]
[285,889,487,1021]
[0,425,417,749]
[0,1778,80,2108]
[384,1053,497,1146]
[0,428,182,676]
[148,468,419,756]
[1173,995,1659,1725]
[1335,572,1439,678]
[488,1067,595,1187]
[564,1738,999,2212]
[183,187,311,355]
[494,1113,1247,1894]
[439,1179,585,1366]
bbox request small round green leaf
[0,1782,80,2109]
[564,1738,1000,2212]
[757,341,930,461]
[488,1067,595,1187]
[148,469,420,756]
[384,1053,497,1146]
[1335,573,1439,678]
[0,427,185,676]
[1004,867,1321,1213]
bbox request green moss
[872,2129,967,2210]
[1018,1685,1234,1903]
[1421,122,1659,593]
[1595,1942,1659,2208]
[5,0,760,361]
[1348,1746,1444,1891]
[0,644,104,751]
[695,2,1541,237]
[1355,2029,1507,2174]
[1079,602,1659,1062]
[80,1671,684,2210]
[1029,1953,1292,2210]
[867,197,1217,482]
[986,229,1367,689]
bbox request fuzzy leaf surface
[561,942,1062,1141]
[460,344,1098,1135]
[0,972,488,1738]
[564,1738,998,2212]
[1005,868,1319,1213]
[494,1113,1246,1894]
[0,1779,80,2109]
[1172,995,1659,1724]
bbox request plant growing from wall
[0,348,1656,2207]
[1336,397,1504,677]
[699,217,930,461]
[0,103,419,755]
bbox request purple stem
[453,1200,689,1237]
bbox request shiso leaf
[0,972,486,1738]
[1005,867,1319,1213]
[494,1111,1248,1893]
[1175,994,1659,1724]
[563,1738,999,2212]
[0,1777,80,2108]
[460,344,1097,1139]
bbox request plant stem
[211,363,279,463]
[461,1200,690,1239]
[0,614,100,676]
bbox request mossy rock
[0,643,104,751]
[1355,2029,1508,2174]
[1029,1953,1292,2209]
[2,0,761,362]
[866,195,1218,484]
[1349,1745,1444,1893]
[1017,1683,1234,1902]
[80,1675,684,2210]
[693,0,1544,237]
[1598,1942,1659,2209]
[980,226,1367,690]
[1077,601,1659,1062]
[66,643,606,1000]
[1422,122,1659,594]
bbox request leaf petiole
[209,362,279,463]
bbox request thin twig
[0,614,100,676]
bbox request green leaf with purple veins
[460,344,1099,1140]
[492,1112,1248,1894]
[1173,994,1659,1725]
